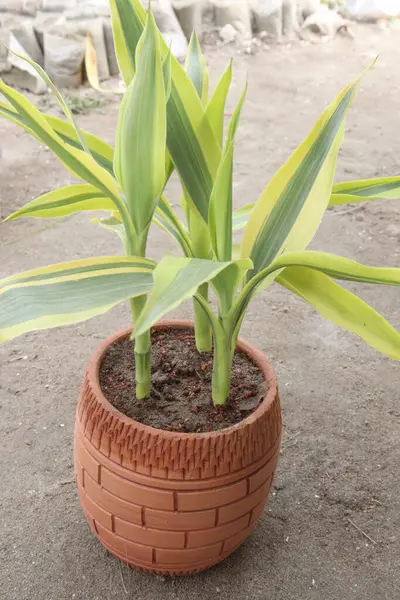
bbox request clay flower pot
[75,320,282,575]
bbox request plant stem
[211,325,232,406]
[194,283,213,352]
[131,294,151,400]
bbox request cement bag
[344,0,400,18]
[213,0,252,40]
[33,12,66,50]
[0,0,39,15]
[171,0,203,40]
[62,18,110,80]
[103,18,119,76]
[0,13,28,72]
[40,0,77,10]
[63,0,110,19]
[43,32,84,87]
[249,0,283,32]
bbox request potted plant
[1,0,400,576]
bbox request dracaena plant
[1,1,400,407]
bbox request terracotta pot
[75,320,282,575]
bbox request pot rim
[86,319,278,440]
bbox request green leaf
[154,196,193,257]
[232,203,254,230]
[0,101,114,174]
[45,114,115,174]
[205,62,232,147]
[0,81,121,203]
[7,48,92,156]
[108,0,222,223]
[5,185,115,221]
[91,214,128,250]
[0,256,154,342]
[277,266,400,360]
[185,31,209,105]
[241,69,368,279]
[162,46,172,101]
[209,84,246,261]
[212,259,253,316]
[167,65,220,222]
[232,174,400,229]
[114,10,166,235]
[110,0,144,85]
[134,257,237,337]
[267,251,400,286]
[209,142,234,261]
[226,81,247,144]
[330,177,400,205]
[229,249,400,338]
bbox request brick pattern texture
[74,323,282,575]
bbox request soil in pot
[99,327,267,433]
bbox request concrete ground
[1,24,400,600]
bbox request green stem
[131,296,151,399]
[194,283,212,352]
[211,323,232,406]
[188,207,212,352]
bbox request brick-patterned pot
[75,320,282,575]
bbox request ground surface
[1,24,400,600]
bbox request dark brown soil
[99,328,266,433]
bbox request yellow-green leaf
[0,256,154,342]
[0,80,121,203]
[241,69,368,278]
[185,31,209,105]
[0,101,114,175]
[233,174,400,229]
[155,196,193,257]
[7,47,92,156]
[232,203,254,230]
[109,0,141,85]
[111,0,221,223]
[229,248,400,338]
[209,84,246,261]
[330,177,400,205]
[114,11,166,235]
[226,81,247,144]
[212,258,253,316]
[135,257,238,337]
[5,185,115,221]
[162,46,172,101]
[209,142,234,261]
[266,251,400,286]
[91,215,128,250]
[205,61,232,147]
[277,266,400,360]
